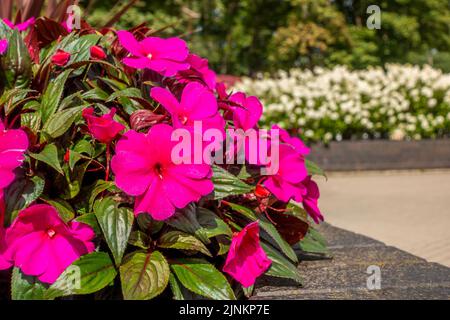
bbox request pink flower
[82,107,125,144]
[111,124,214,220]
[90,45,107,60]
[117,30,190,77]
[176,54,217,90]
[3,18,35,32]
[0,191,11,270]
[272,125,310,156]
[223,221,271,288]
[2,204,95,283]
[51,49,71,66]
[150,82,224,132]
[300,176,324,224]
[0,121,29,190]
[0,231,10,270]
[263,144,308,203]
[230,92,263,131]
[0,39,8,55]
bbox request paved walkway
[316,170,450,267]
[253,223,450,300]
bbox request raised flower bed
[0,15,328,300]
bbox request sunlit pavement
[316,170,450,267]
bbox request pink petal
[279,155,307,184]
[264,177,300,203]
[148,59,190,77]
[232,95,263,131]
[3,19,14,29]
[37,235,85,284]
[135,177,176,220]
[150,87,180,114]
[143,37,189,61]
[117,30,143,57]
[68,221,96,251]
[112,132,154,196]
[169,163,212,179]
[13,232,49,277]
[180,82,218,120]
[123,56,152,69]
[163,171,214,208]
[15,18,35,31]
[0,170,16,189]
[0,225,12,270]
[6,205,64,242]
[223,221,271,287]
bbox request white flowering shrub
[234,65,450,143]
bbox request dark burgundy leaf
[130,110,166,132]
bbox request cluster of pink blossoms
[0,122,94,283]
[0,26,323,288]
[109,31,324,286]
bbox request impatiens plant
[0,15,328,301]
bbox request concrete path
[316,170,450,267]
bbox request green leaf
[11,268,47,300]
[261,242,303,284]
[88,180,117,211]
[1,29,32,89]
[73,139,95,157]
[171,258,236,300]
[120,251,170,300]
[82,87,109,101]
[40,196,75,223]
[237,165,251,179]
[44,252,117,299]
[297,228,330,255]
[242,285,254,298]
[223,201,298,263]
[40,69,72,124]
[158,231,212,257]
[62,160,92,199]
[128,231,150,249]
[74,213,101,235]
[305,159,327,178]
[167,204,210,244]
[43,105,84,138]
[287,201,309,221]
[61,34,102,66]
[169,273,185,300]
[197,207,233,238]
[106,88,142,102]
[94,197,134,265]
[4,174,45,223]
[212,165,253,199]
[136,213,164,235]
[0,88,35,115]
[29,144,63,175]
[21,111,41,134]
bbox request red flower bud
[90,45,107,60]
[254,184,270,198]
[82,107,125,144]
[64,149,70,163]
[51,49,71,66]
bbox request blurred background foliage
[81,0,450,75]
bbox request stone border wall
[308,139,450,171]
